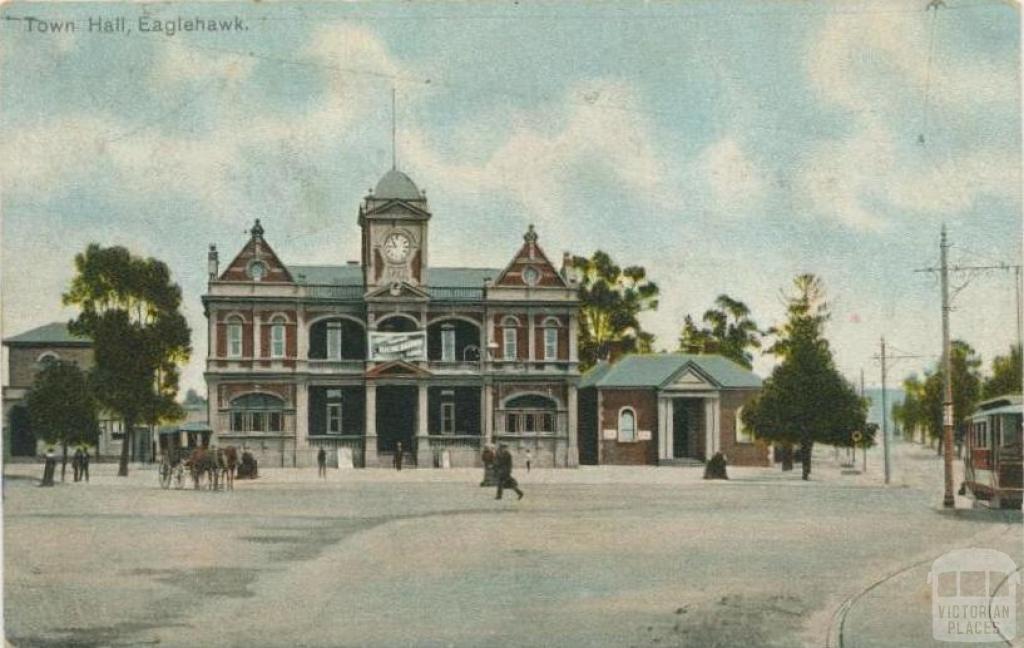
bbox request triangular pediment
[662,363,720,390]
[366,360,432,379]
[219,223,293,283]
[365,281,430,301]
[494,226,569,288]
[363,200,431,219]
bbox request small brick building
[577,354,769,467]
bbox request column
[208,312,217,360]
[566,384,578,467]
[297,308,309,365]
[364,383,378,467]
[416,383,431,467]
[704,398,715,461]
[568,314,578,364]
[658,397,669,461]
[295,382,308,467]
[483,382,494,445]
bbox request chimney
[208,244,219,281]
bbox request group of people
[315,441,526,500]
[40,447,90,486]
[481,443,524,500]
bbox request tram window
[991,572,1011,596]
[936,571,958,597]
[959,571,986,597]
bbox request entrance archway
[8,405,35,456]
[376,386,417,452]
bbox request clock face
[382,232,411,263]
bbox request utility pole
[913,227,1019,507]
[880,337,891,485]
[939,226,955,508]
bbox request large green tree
[893,374,928,443]
[26,360,100,482]
[570,251,659,369]
[983,344,1022,399]
[918,340,982,454]
[678,294,762,368]
[64,244,191,476]
[741,274,867,479]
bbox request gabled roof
[3,322,90,347]
[493,225,569,289]
[581,353,762,390]
[219,220,294,283]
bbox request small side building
[577,354,769,467]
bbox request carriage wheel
[159,463,172,489]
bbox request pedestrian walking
[394,442,403,471]
[81,448,90,482]
[41,448,56,487]
[494,444,523,500]
[525,448,532,473]
[480,445,496,486]
[72,448,83,482]
[317,447,327,479]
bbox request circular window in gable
[522,266,540,287]
[247,260,268,281]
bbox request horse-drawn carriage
[158,445,239,491]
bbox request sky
[1,0,1021,396]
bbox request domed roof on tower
[374,169,423,202]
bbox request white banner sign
[369,331,426,362]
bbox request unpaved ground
[4,442,1019,648]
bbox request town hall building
[203,168,581,469]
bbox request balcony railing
[305,285,365,300]
[427,360,483,373]
[428,287,485,301]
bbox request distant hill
[863,388,905,432]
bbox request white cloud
[698,135,766,215]
[401,79,673,242]
[800,5,1020,231]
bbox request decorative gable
[365,360,432,379]
[364,281,430,301]
[664,364,719,391]
[494,225,569,288]
[219,220,293,283]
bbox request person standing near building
[480,445,496,486]
[41,448,56,487]
[72,448,83,482]
[495,444,523,500]
[394,442,403,471]
[81,448,90,482]
[317,447,327,479]
[524,448,532,473]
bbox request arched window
[270,315,286,358]
[503,394,557,434]
[326,321,342,359]
[229,393,284,433]
[502,316,519,361]
[37,351,61,365]
[227,315,243,358]
[543,317,560,360]
[618,408,636,443]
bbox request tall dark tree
[26,360,100,482]
[983,344,1022,399]
[678,294,762,368]
[63,244,191,476]
[742,274,867,479]
[919,340,982,454]
[571,251,659,369]
[893,374,928,443]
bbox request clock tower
[359,168,431,289]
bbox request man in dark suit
[494,444,523,500]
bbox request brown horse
[217,446,238,491]
[186,446,219,490]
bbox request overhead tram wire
[919,0,944,146]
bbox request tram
[963,395,1022,509]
